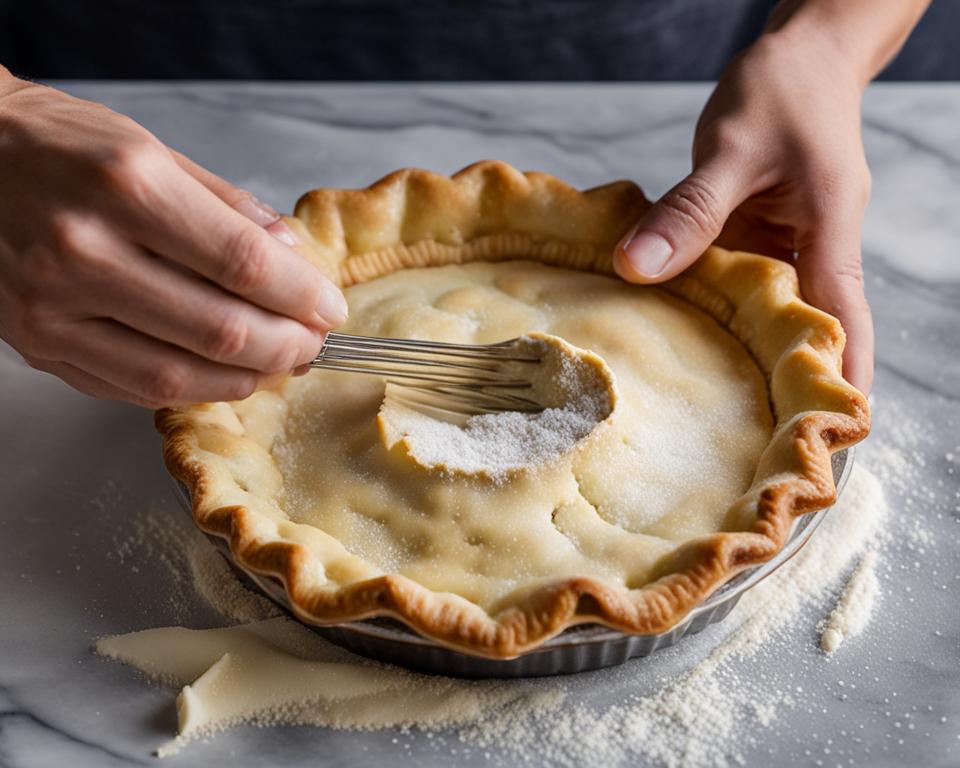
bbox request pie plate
[169,448,852,679]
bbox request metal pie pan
[172,449,852,678]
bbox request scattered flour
[97,619,565,759]
[472,465,886,768]
[99,485,194,623]
[818,550,881,653]
[185,538,281,624]
[97,463,889,766]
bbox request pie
[157,161,870,658]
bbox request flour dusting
[97,463,890,766]
[186,539,282,624]
[818,550,881,653]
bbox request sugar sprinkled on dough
[273,265,774,609]
[380,333,615,477]
[386,404,601,477]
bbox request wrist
[759,21,871,93]
[765,0,931,89]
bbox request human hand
[0,74,347,407]
[613,34,874,393]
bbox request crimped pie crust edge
[156,161,870,659]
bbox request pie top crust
[157,161,870,658]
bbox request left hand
[613,34,874,393]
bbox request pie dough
[157,161,870,658]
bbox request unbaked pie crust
[157,161,870,658]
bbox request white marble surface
[1,83,958,768]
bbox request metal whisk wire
[310,332,543,414]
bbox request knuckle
[46,220,110,276]
[98,138,166,199]
[45,212,86,256]
[833,264,869,306]
[225,188,264,215]
[225,188,253,206]
[661,176,726,238]
[141,365,189,404]
[204,312,249,362]
[221,228,271,294]
[835,259,865,286]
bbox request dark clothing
[1,0,956,80]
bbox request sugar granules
[380,334,614,477]
[385,401,602,477]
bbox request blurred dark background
[1,0,958,80]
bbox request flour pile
[96,463,888,766]
[818,550,881,653]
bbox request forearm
[766,0,931,87]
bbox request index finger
[128,159,347,329]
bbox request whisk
[310,332,543,415]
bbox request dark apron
[0,0,953,80]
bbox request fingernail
[235,195,280,227]
[269,221,301,246]
[316,280,349,326]
[623,230,674,277]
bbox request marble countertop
[1,83,958,768]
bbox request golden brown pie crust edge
[156,160,870,659]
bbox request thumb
[615,162,747,284]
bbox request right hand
[0,74,348,408]
[613,35,875,394]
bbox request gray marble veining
[0,83,958,768]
